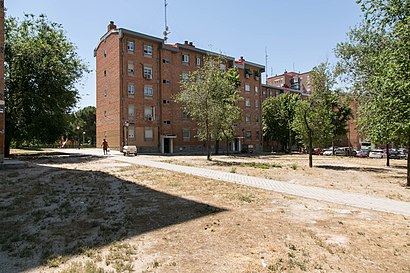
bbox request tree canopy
[292,62,351,167]
[335,0,409,184]
[4,14,89,151]
[175,56,241,160]
[262,93,300,152]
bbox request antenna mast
[265,47,268,83]
[163,0,170,42]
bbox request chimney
[184,40,189,45]
[107,21,117,32]
[189,42,195,47]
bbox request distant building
[267,71,313,94]
[94,22,265,154]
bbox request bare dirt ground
[1,150,409,273]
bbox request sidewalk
[60,149,410,217]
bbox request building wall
[95,30,122,149]
[267,71,313,94]
[95,23,265,154]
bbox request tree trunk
[386,143,390,167]
[308,132,313,168]
[332,140,335,156]
[288,126,292,154]
[206,140,211,160]
[407,133,410,187]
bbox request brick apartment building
[267,71,313,94]
[95,22,265,154]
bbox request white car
[323,150,333,156]
[368,149,385,158]
[122,145,138,156]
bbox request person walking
[102,139,109,155]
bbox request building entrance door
[164,138,170,153]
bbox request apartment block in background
[267,71,313,94]
[95,22,265,154]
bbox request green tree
[329,91,353,153]
[75,106,96,146]
[262,93,300,152]
[292,62,336,167]
[175,56,241,160]
[335,0,410,184]
[4,14,88,153]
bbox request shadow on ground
[0,154,225,273]
[316,164,407,172]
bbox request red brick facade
[95,22,265,153]
[267,71,313,94]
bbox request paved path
[61,149,410,217]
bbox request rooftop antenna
[265,47,268,83]
[163,0,171,42]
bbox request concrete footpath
[61,149,410,217]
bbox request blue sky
[7,0,362,109]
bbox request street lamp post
[124,120,129,147]
[76,126,80,149]
[82,131,86,147]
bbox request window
[104,49,107,57]
[128,83,135,96]
[255,86,259,93]
[163,120,171,124]
[163,99,171,104]
[144,106,155,120]
[128,104,135,117]
[144,44,153,56]
[245,114,251,124]
[128,126,135,139]
[254,71,260,80]
[220,64,226,72]
[128,62,134,75]
[245,98,251,108]
[144,127,153,140]
[163,79,171,84]
[104,89,107,97]
[144,85,153,97]
[163,58,170,64]
[255,99,259,108]
[182,128,190,141]
[245,131,252,140]
[104,70,106,77]
[245,68,252,78]
[182,112,190,120]
[196,57,201,66]
[127,41,135,52]
[256,116,259,123]
[245,84,250,92]
[256,131,260,140]
[182,54,189,63]
[143,66,152,79]
[181,72,189,82]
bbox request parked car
[335,147,356,156]
[323,149,333,156]
[388,149,402,159]
[368,149,385,158]
[356,149,370,158]
[398,148,408,159]
[312,147,323,155]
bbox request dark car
[312,147,323,155]
[356,149,370,158]
[388,149,401,159]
